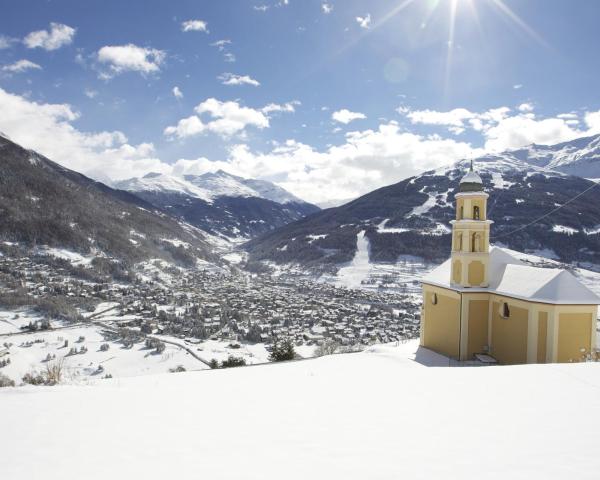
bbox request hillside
[0,135,217,269]
[2,341,600,480]
[115,170,319,240]
[246,136,600,270]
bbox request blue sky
[1,0,600,204]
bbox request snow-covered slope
[512,133,600,178]
[3,340,600,480]
[115,172,213,202]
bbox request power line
[491,178,600,240]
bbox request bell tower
[450,161,493,288]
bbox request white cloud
[24,23,76,51]
[332,109,366,124]
[170,122,480,204]
[2,59,42,73]
[165,98,271,139]
[172,86,183,99]
[262,101,300,114]
[0,87,168,182]
[356,14,371,29]
[181,20,209,33]
[223,53,236,63]
[518,102,534,112]
[97,44,165,78]
[84,88,98,99]
[0,35,18,49]
[401,104,600,152]
[254,5,270,12]
[218,73,261,87]
[210,39,231,51]
[513,84,523,89]
[322,3,333,14]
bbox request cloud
[0,87,168,182]
[218,73,261,87]
[172,86,183,99]
[332,109,366,124]
[97,44,165,78]
[181,20,209,33]
[171,122,480,204]
[164,98,271,139]
[322,3,333,14]
[401,104,600,152]
[254,5,270,12]
[84,88,98,99]
[2,59,42,73]
[0,35,18,50]
[24,23,76,51]
[518,102,534,112]
[223,53,236,63]
[356,14,371,29]
[261,101,300,114]
[210,39,231,51]
[513,84,523,89]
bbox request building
[420,163,599,364]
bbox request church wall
[452,260,462,284]
[421,285,461,359]
[491,300,528,365]
[537,311,548,363]
[467,298,489,359]
[557,312,593,362]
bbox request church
[420,164,599,364]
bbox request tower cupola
[459,160,483,192]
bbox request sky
[2,0,600,206]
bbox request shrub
[169,365,186,373]
[269,338,296,362]
[0,373,15,387]
[209,359,219,369]
[99,343,110,352]
[314,339,339,357]
[220,356,246,368]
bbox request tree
[220,356,246,368]
[269,338,296,362]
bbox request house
[420,163,599,364]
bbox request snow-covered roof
[460,169,483,185]
[422,247,600,305]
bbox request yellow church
[420,163,599,364]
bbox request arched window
[473,205,480,220]
[458,233,463,251]
[471,233,478,252]
[460,206,464,220]
[431,293,438,305]
[501,302,510,318]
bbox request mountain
[511,133,600,178]
[245,136,600,270]
[115,170,319,240]
[0,134,217,268]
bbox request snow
[34,246,95,266]
[2,340,600,480]
[0,309,48,335]
[552,225,578,235]
[335,231,371,289]
[490,172,515,189]
[376,218,409,233]
[408,191,438,217]
[0,325,208,384]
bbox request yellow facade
[421,284,598,364]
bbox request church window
[501,302,510,318]
[460,206,464,220]
[431,293,438,305]
[473,205,480,220]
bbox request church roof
[459,161,484,192]
[422,247,600,305]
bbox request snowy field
[0,325,208,384]
[2,340,600,480]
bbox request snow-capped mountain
[512,133,600,178]
[246,136,600,270]
[116,170,319,240]
[0,135,217,269]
